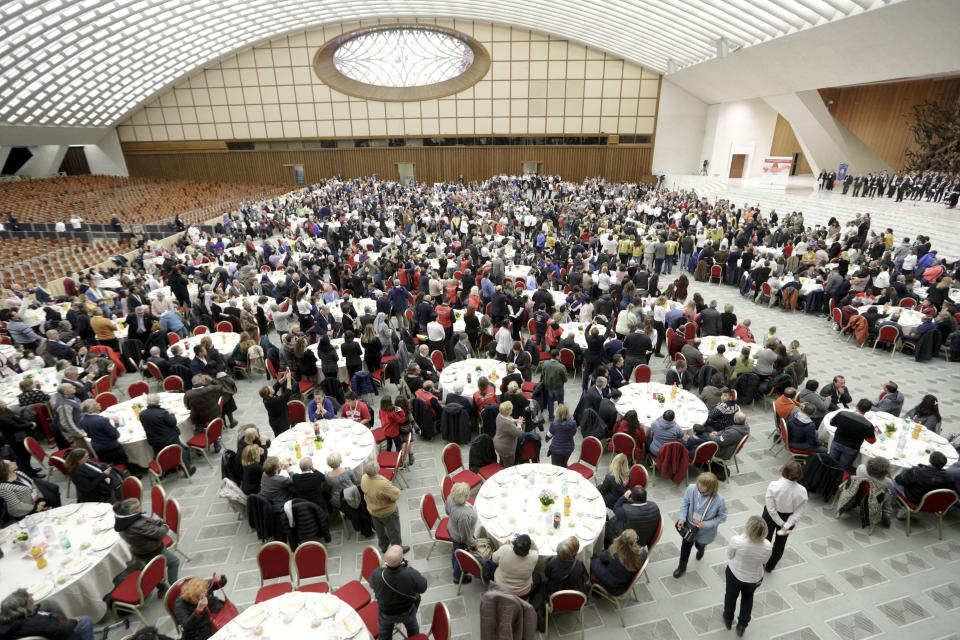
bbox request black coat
[0,612,81,640]
[174,576,229,640]
[71,461,121,503]
[287,498,330,546]
[140,405,182,452]
[291,470,332,511]
[263,383,293,434]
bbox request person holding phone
[370,545,427,640]
[174,574,234,640]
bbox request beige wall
[116,18,660,142]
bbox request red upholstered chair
[32,403,57,445]
[688,441,719,478]
[110,554,169,625]
[546,590,588,639]
[568,436,602,482]
[167,332,180,346]
[96,391,119,409]
[333,546,381,610]
[431,350,444,372]
[441,475,475,506]
[709,264,723,285]
[287,400,306,425]
[406,602,451,640]
[127,381,150,399]
[150,484,166,519]
[559,348,580,378]
[441,443,482,489]
[612,433,637,463]
[896,488,958,540]
[873,324,901,356]
[294,541,331,593]
[717,434,750,478]
[46,456,72,498]
[683,323,697,340]
[900,297,917,308]
[162,497,192,561]
[216,321,233,333]
[162,375,184,392]
[629,464,649,489]
[255,541,294,603]
[193,326,208,335]
[631,364,651,383]
[148,444,192,487]
[188,418,223,467]
[772,418,811,462]
[455,549,486,595]
[94,375,112,396]
[420,493,452,560]
[122,476,143,502]
[589,555,648,626]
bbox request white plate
[576,525,601,540]
[29,581,54,600]
[236,608,269,629]
[67,557,94,575]
[91,533,116,551]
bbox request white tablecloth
[0,344,16,359]
[99,392,193,467]
[269,420,376,475]
[887,307,925,334]
[505,265,532,281]
[307,339,365,382]
[616,382,708,430]
[558,322,591,349]
[0,367,59,412]
[328,297,373,321]
[211,592,370,640]
[168,332,240,358]
[698,337,761,359]
[0,503,132,621]
[97,278,123,290]
[147,284,199,303]
[524,289,569,309]
[638,297,685,314]
[475,464,606,559]
[818,410,958,473]
[438,359,507,397]
[774,276,822,296]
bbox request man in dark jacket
[370,545,428,639]
[697,300,722,336]
[291,457,332,513]
[113,498,180,587]
[895,451,954,511]
[0,588,94,640]
[706,412,750,459]
[183,374,226,444]
[140,393,195,474]
[125,306,158,347]
[605,485,661,547]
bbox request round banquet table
[697,336,761,359]
[211,591,370,640]
[147,284,199,303]
[0,343,16,359]
[438,358,508,398]
[168,332,240,358]
[638,297,685,313]
[557,322,600,349]
[307,338,365,383]
[774,276,823,297]
[0,366,60,413]
[0,502,132,621]
[269,419,376,475]
[887,307,925,334]
[505,264,532,281]
[818,410,958,473]
[99,392,193,467]
[329,297,373,321]
[615,382,708,431]
[523,289,569,309]
[475,464,606,561]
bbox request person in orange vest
[414,380,443,420]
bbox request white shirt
[55,221,66,233]
[426,320,445,342]
[764,477,808,530]
[70,217,83,229]
[726,534,772,583]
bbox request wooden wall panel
[123,145,654,185]
[819,76,960,170]
[770,115,812,175]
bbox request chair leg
[937,513,944,540]
[615,599,625,627]
[426,539,437,560]
[545,608,550,639]
[904,510,911,536]
[457,571,464,596]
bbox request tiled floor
[46,255,960,639]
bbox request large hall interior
[1,2,960,640]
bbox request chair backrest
[156,444,183,473]
[710,265,722,277]
[421,493,441,531]
[429,602,451,640]
[549,589,587,613]
[900,297,917,308]
[778,418,789,446]
[431,350,444,372]
[691,440,719,464]
[137,554,168,602]
[831,307,843,326]
[128,381,149,399]
[147,361,164,380]
[216,321,233,333]
[648,513,663,551]
[294,541,327,582]
[205,418,223,446]
[122,476,143,502]
[629,464,648,489]
[47,455,69,478]
[733,434,749,457]
[441,474,454,501]
[167,332,180,346]
[193,325,208,335]
[877,324,900,343]
[287,400,306,425]
[916,489,959,513]
[683,323,697,340]
[151,485,166,518]
[94,375,111,395]
[96,391,119,409]
[24,436,46,464]
[579,436,603,466]
[163,375,184,392]
[165,576,193,632]
[519,440,537,462]
[266,359,279,380]
[361,546,382,582]
[612,433,636,458]
[164,497,183,536]
[632,364,651,383]
[257,541,292,581]
[761,282,772,295]
[559,348,575,369]
[441,443,463,475]
[455,548,483,580]
[656,441,686,463]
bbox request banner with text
[758,156,793,189]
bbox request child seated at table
[683,423,710,456]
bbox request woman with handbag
[723,516,772,636]
[673,472,728,578]
[174,574,236,640]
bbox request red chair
[568,436,602,482]
[629,464,648,489]
[683,322,697,340]
[255,541,294,603]
[772,418,810,462]
[96,391,119,409]
[333,546,380,610]
[378,438,408,488]
[167,332,180,346]
[454,548,485,594]
[709,264,723,285]
[519,439,538,463]
[146,361,164,389]
[24,435,70,473]
[688,441,719,478]
[193,326,208,335]
[631,364,651,383]
[110,554,169,625]
[163,375,184,392]
[431,350,444,372]
[266,359,279,381]
[216,321,233,333]
[896,488,958,539]
[94,375,112,396]
[188,418,223,467]
[559,348,579,378]
[357,602,379,637]
[406,602,451,640]
[128,381,150,399]
[378,433,411,473]
[151,485,166,519]
[164,576,194,635]
[441,443,482,489]
[148,444,192,487]
[758,282,773,305]
[589,554,648,626]
[612,433,637,463]
[420,493,452,560]
[873,324,901,356]
[47,456,72,498]
[441,475,475,505]
[122,476,143,502]
[900,297,917,309]
[162,497,193,561]
[287,400,307,425]
[294,541,330,593]
[546,590,587,639]
[718,434,750,478]
[650,441,688,486]
[32,403,57,446]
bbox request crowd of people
[1,172,959,639]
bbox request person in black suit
[414,345,439,383]
[43,329,76,361]
[452,333,476,362]
[291,457,332,542]
[125,306,158,346]
[140,393,196,474]
[604,485,661,547]
[445,382,474,414]
[126,287,147,314]
[64,448,123,503]
[145,347,172,378]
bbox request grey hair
[64,366,79,377]
[191,374,204,386]
[81,399,99,414]
[299,457,314,471]
[150,346,161,356]
[452,382,464,395]
[595,376,607,388]
[46,329,58,338]
[0,588,37,623]
[147,393,161,405]
[363,459,380,477]
[114,498,140,516]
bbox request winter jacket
[678,483,727,544]
[114,511,170,561]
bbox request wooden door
[728,154,746,178]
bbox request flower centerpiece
[539,489,557,511]
[727,342,736,347]
[884,421,897,437]
[577,325,585,333]
[657,394,666,405]
[475,365,483,373]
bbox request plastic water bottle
[562,477,568,497]
[43,525,56,543]
[896,432,906,454]
[59,530,72,555]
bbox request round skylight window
[314,25,490,101]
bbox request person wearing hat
[114,498,181,591]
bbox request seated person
[786,404,827,453]
[683,423,711,456]
[699,373,725,409]
[704,388,738,430]
[307,391,336,420]
[341,391,371,426]
[543,537,589,596]
[649,410,683,456]
[590,529,647,596]
[0,459,61,519]
[486,534,539,596]
[173,575,233,640]
[773,387,802,422]
[64,448,124,503]
[240,444,265,495]
[665,359,692,390]
[259,456,293,512]
[871,381,904,417]
[0,588,94,640]
[597,453,632,508]
[473,377,498,415]
[894,451,954,515]
[706,412,751,459]
[605,485,661,548]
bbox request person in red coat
[378,396,406,452]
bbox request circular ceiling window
[314,25,490,101]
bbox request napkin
[237,607,268,628]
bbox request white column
[18,145,68,177]
[84,128,129,176]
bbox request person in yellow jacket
[664,238,678,274]
[618,236,634,263]
[360,459,406,553]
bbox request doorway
[397,163,414,185]
[728,154,747,178]
[522,161,541,175]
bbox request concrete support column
[18,145,68,178]
[84,128,128,176]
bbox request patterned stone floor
[49,264,960,640]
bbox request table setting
[885,306,925,334]
[819,410,958,472]
[638,297,685,314]
[269,419,377,475]
[168,332,241,358]
[775,276,823,296]
[99,391,193,467]
[147,284,199,303]
[505,264,532,281]
[0,366,60,412]
[697,336,762,359]
[523,289,569,308]
[615,382,708,430]
[558,322,596,349]
[0,502,132,621]
[306,338,365,382]
[210,591,370,640]
[438,358,508,397]
[474,464,606,561]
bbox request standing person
[539,349,568,421]
[493,401,523,467]
[673,472,728,578]
[760,461,808,572]
[369,545,428,640]
[259,370,294,435]
[378,396,405,452]
[547,403,577,467]
[723,516,772,636]
[827,399,876,470]
[360,460,407,554]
